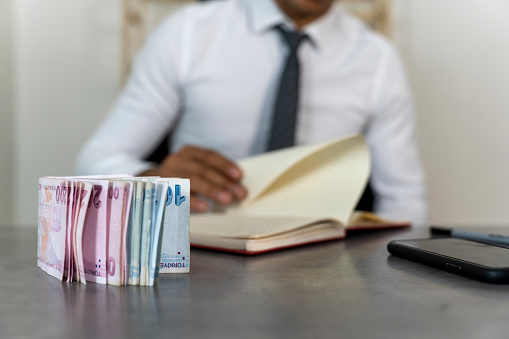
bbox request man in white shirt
[76,0,428,225]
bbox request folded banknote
[37,175,190,286]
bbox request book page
[229,135,370,225]
[237,141,336,204]
[347,211,410,229]
[191,214,341,239]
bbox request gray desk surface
[2,226,509,339]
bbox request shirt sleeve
[366,45,429,226]
[75,13,185,176]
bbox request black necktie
[267,26,307,151]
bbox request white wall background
[2,0,509,227]
[0,0,14,227]
[12,0,121,227]
[394,0,509,225]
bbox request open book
[190,135,410,254]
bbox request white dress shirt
[76,0,428,225]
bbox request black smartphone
[387,237,509,284]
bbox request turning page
[227,134,370,225]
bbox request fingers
[180,146,247,200]
[177,156,235,195]
[180,146,242,180]
[190,174,233,205]
[154,145,248,210]
[190,195,210,212]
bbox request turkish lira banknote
[37,175,190,286]
[159,178,190,274]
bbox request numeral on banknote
[88,185,103,209]
[166,185,186,206]
[80,189,88,206]
[108,186,120,200]
[55,185,69,205]
[108,256,116,276]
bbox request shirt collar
[244,0,342,51]
[245,0,286,33]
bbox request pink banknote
[107,181,127,286]
[81,179,110,284]
[37,178,69,281]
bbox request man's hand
[140,145,247,212]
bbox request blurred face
[274,0,334,28]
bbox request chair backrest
[121,0,392,84]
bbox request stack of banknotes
[37,175,190,286]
